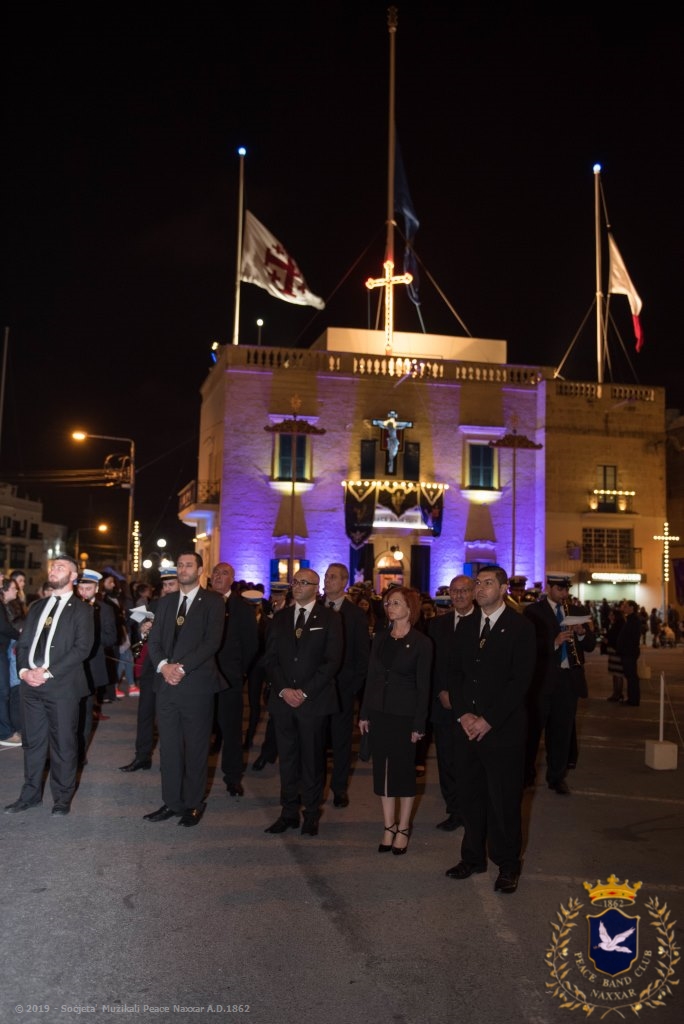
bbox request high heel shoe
[378,823,398,853]
[392,826,411,856]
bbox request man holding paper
[523,572,595,794]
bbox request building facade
[178,329,668,611]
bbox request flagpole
[386,7,397,265]
[231,146,246,346]
[593,163,604,386]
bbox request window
[582,527,634,568]
[404,441,420,482]
[360,439,376,478]
[467,443,496,489]
[596,465,618,512]
[273,432,311,482]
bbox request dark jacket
[16,594,94,701]
[524,597,596,699]
[265,602,343,718]
[148,588,226,696]
[449,606,535,741]
[361,625,433,733]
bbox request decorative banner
[344,482,377,550]
[419,485,444,536]
[377,484,417,519]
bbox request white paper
[561,615,591,626]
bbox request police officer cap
[159,565,177,580]
[79,569,103,584]
[546,571,574,588]
[241,589,264,603]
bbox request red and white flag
[240,211,325,310]
[608,233,644,352]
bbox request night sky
[2,2,681,564]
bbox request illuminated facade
[178,328,668,608]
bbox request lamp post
[72,431,136,577]
[74,523,109,567]
[256,318,264,345]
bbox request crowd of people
[1,555,672,893]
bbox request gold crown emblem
[583,874,642,902]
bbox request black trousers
[455,729,525,875]
[328,687,359,794]
[432,717,461,816]
[156,687,215,812]
[272,708,327,818]
[526,669,578,785]
[134,659,157,760]
[216,686,245,784]
[20,685,80,806]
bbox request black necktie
[479,617,491,648]
[556,603,568,663]
[295,607,306,640]
[174,596,188,643]
[33,596,61,667]
[328,601,336,610]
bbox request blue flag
[394,139,420,307]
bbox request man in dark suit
[446,564,535,894]
[523,572,596,794]
[430,574,476,831]
[210,562,260,798]
[6,554,94,816]
[617,599,642,706]
[263,568,343,836]
[145,551,226,827]
[323,562,370,808]
[76,568,118,765]
[119,565,179,772]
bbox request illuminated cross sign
[366,259,412,355]
[653,521,680,583]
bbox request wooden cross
[365,258,412,355]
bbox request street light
[74,523,109,566]
[256,318,264,345]
[72,431,136,577]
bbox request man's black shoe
[119,758,152,772]
[333,791,349,808]
[51,803,70,816]
[143,804,179,822]
[445,861,487,880]
[178,805,205,827]
[436,815,463,831]
[226,782,244,797]
[264,816,299,834]
[252,754,276,771]
[5,799,41,814]
[301,815,319,836]
[494,871,520,894]
[549,780,571,795]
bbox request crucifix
[372,409,413,473]
[365,259,412,356]
[653,520,680,617]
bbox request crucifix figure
[365,258,412,355]
[372,409,413,473]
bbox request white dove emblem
[595,920,635,953]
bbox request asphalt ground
[0,645,682,1024]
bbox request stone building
[178,328,667,611]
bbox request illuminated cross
[366,259,412,356]
[653,520,680,615]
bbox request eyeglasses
[291,578,317,587]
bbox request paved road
[1,646,682,1024]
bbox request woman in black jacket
[359,586,432,855]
